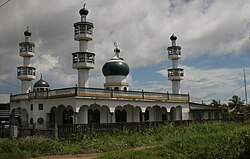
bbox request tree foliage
[228,95,244,113]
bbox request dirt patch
[34,152,104,159]
[35,145,154,159]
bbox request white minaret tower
[17,27,36,93]
[72,4,95,87]
[167,34,184,94]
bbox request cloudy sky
[0,0,250,104]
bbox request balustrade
[10,87,189,102]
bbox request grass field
[0,121,250,159]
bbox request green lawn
[0,121,249,159]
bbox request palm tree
[210,99,221,107]
[228,95,244,113]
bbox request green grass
[0,121,250,159]
[99,122,250,159]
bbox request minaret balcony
[19,42,35,57]
[167,46,181,60]
[168,68,184,81]
[17,66,36,80]
[74,22,94,41]
[72,52,95,69]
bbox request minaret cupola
[167,34,184,94]
[102,43,130,91]
[72,4,95,87]
[17,27,36,93]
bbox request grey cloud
[1,0,250,97]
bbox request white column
[79,41,87,52]
[78,69,89,87]
[83,106,88,124]
[111,112,115,123]
[25,36,30,42]
[21,80,31,93]
[73,112,78,124]
[23,57,31,66]
[172,60,178,68]
[142,113,145,122]
[172,81,180,94]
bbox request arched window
[63,109,73,124]
[170,107,176,121]
[114,87,119,91]
[144,109,149,121]
[88,109,100,123]
[30,118,33,124]
[49,109,55,124]
[139,110,143,122]
[115,109,127,123]
[115,110,121,122]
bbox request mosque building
[7,4,221,131]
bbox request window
[214,112,220,119]
[30,104,33,111]
[30,118,33,124]
[208,112,212,119]
[37,118,44,124]
[38,104,43,110]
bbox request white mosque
[8,4,221,131]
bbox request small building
[189,102,222,120]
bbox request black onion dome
[170,34,177,41]
[34,78,50,88]
[24,30,31,36]
[79,7,89,15]
[102,59,130,76]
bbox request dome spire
[102,43,130,90]
[79,3,89,22]
[114,42,120,58]
[170,34,177,46]
[24,26,32,37]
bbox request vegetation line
[0,121,250,159]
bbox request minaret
[17,27,36,93]
[167,34,184,94]
[72,4,95,87]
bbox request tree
[228,95,244,113]
[210,99,221,107]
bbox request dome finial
[40,73,43,79]
[24,26,32,36]
[114,42,120,58]
[79,3,89,16]
[170,34,177,46]
[114,42,118,48]
[170,34,177,41]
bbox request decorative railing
[10,87,189,102]
[168,68,184,77]
[0,110,10,118]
